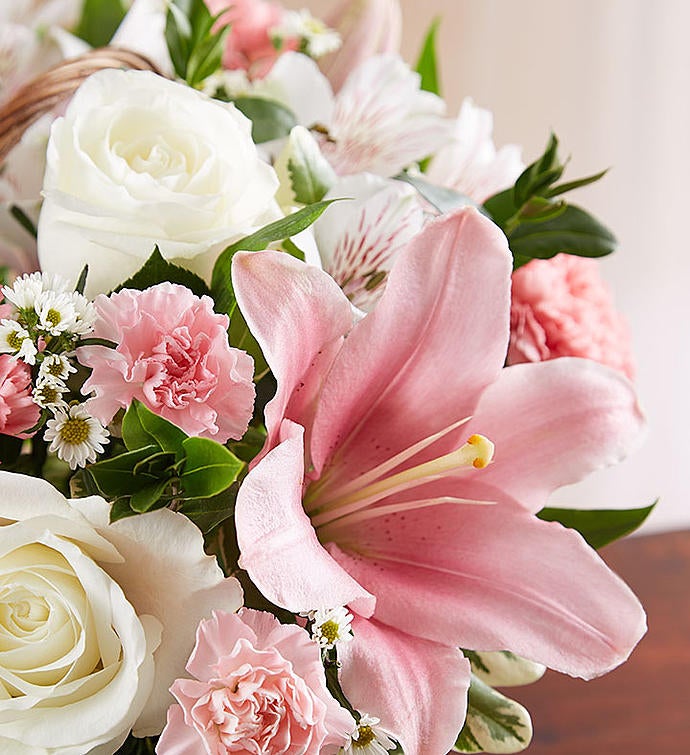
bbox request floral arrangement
[0,1,653,754]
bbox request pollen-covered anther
[467,434,495,469]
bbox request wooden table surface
[509,529,690,754]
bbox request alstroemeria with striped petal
[231,207,646,754]
[313,173,424,311]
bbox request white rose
[0,471,243,753]
[37,69,280,296]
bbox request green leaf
[74,265,89,295]
[454,675,532,753]
[121,402,156,452]
[9,205,37,238]
[211,200,339,318]
[181,437,244,498]
[228,425,267,463]
[415,18,442,96]
[508,203,617,265]
[76,0,127,47]
[110,498,139,523]
[229,308,268,377]
[115,246,211,298]
[397,172,481,214]
[114,733,158,754]
[133,401,188,456]
[69,467,101,499]
[514,132,563,206]
[88,446,161,498]
[0,434,23,468]
[281,238,306,261]
[179,485,238,533]
[544,168,609,198]
[130,478,172,513]
[537,502,656,549]
[165,0,228,86]
[286,127,336,204]
[232,97,298,143]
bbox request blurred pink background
[288,0,689,533]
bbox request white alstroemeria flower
[255,52,451,178]
[110,0,173,77]
[310,606,354,649]
[272,9,342,59]
[0,319,37,363]
[321,54,452,177]
[426,98,524,203]
[44,402,110,469]
[342,714,396,754]
[313,173,424,311]
[0,471,243,752]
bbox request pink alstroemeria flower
[231,208,646,754]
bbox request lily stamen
[310,434,494,529]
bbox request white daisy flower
[69,291,98,336]
[44,403,110,469]
[34,290,80,335]
[33,377,68,410]
[2,271,71,310]
[0,319,37,364]
[310,606,354,649]
[342,715,396,754]
[272,10,341,59]
[38,352,77,382]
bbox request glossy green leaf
[115,246,211,298]
[179,485,238,533]
[454,675,532,753]
[211,200,338,318]
[181,437,244,498]
[76,0,127,47]
[415,17,442,96]
[544,168,609,198]
[9,205,37,238]
[88,445,161,498]
[514,132,563,206]
[131,401,188,456]
[228,425,267,463]
[508,203,617,265]
[232,97,298,143]
[109,498,139,524]
[537,502,656,549]
[129,478,172,513]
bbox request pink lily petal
[328,500,646,679]
[339,616,471,755]
[310,207,512,483]
[235,420,375,615]
[463,358,646,513]
[232,250,354,458]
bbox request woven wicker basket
[0,48,162,163]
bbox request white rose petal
[38,69,280,295]
[0,472,243,752]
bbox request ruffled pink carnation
[0,354,40,438]
[79,283,255,442]
[157,609,355,755]
[205,0,293,78]
[509,254,635,379]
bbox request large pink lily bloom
[231,208,646,754]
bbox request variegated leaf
[464,650,546,687]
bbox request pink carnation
[205,0,292,78]
[157,609,355,755]
[509,254,635,379]
[79,283,255,442]
[0,354,40,438]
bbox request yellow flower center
[354,725,376,747]
[59,418,90,445]
[46,309,61,327]
[319,620,340,644]
[38,385,60,404]
[6,331,23,351]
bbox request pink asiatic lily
[231,208,646,754]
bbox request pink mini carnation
[509,254,635,379]
[157,609,355,755]
[0,354,40,438]
[205,0,293,78]
[79,283,255,442]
